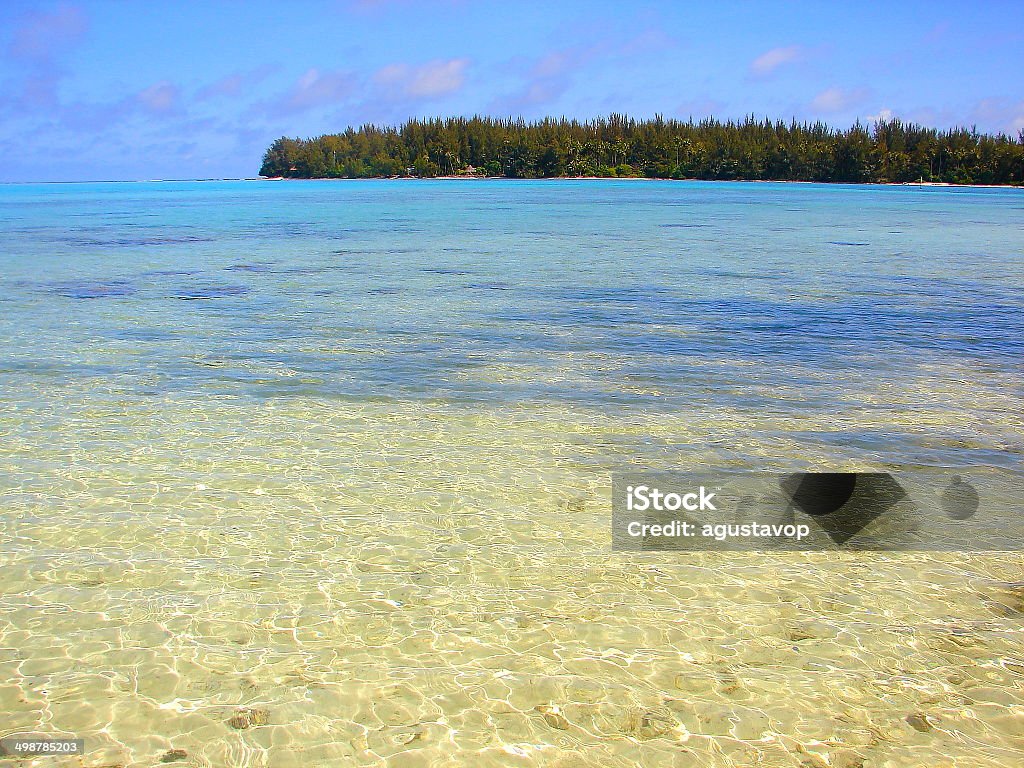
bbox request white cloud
[749,45,804,77]
[810,87,868,113]
[374,58,468,99]
[283,68,354,112]
[9,3,87,60]
[865,108,895,122]
[196,66,276,102]
[489,46,599,113]
[531,51,576,79]
[970,98,1024,135]
[137,81,179,114]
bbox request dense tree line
[260,115,1024,185]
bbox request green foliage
[259,115,1024,185]
[412,153,439,178]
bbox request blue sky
[1,0,1021,182]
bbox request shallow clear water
[1,179,1023,767]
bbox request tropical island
[260,115,1024,185]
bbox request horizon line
[3,177,1022,189]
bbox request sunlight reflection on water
[1,180,1022,766]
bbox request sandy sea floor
[2,392,1023,767]
[1,179,1022,766]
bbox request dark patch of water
[172,284,252,300]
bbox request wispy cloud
[197,67,276,102]
[198,74,246,101]
[373,58,468,99]
[491,45,600,112]
[675,97,726,120]
[810,86,869,113]
[3,3,89,114]
[484,24,675,116]
[970,98,1024,134]
[530,50,579,80]
[617,28,676,57]
[8,2,87,60]
[16,70,63,109]
[280,68,355,113]
[342,0,463,13]
[137,81,180,114]
[749,45,805,78]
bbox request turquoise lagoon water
[1,179,1023,767]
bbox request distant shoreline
[4,177,1020,189]
[260,116,1024,187]
[258,176,1023,189]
